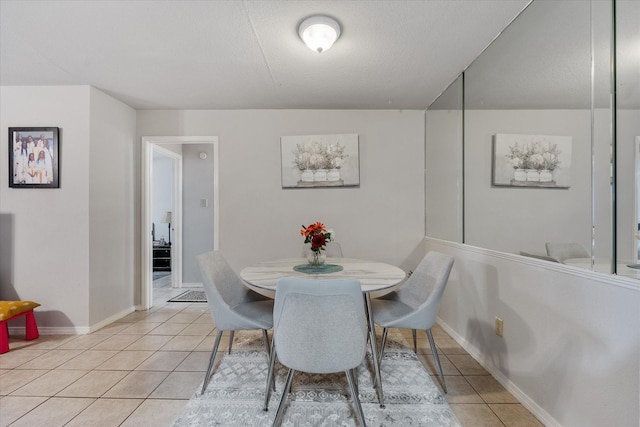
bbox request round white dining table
[239,257,406,408]
[239,257,406,296]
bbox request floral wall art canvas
[492,133,572,189]
[281,133,360,188]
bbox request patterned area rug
[167,290,207,303]
[174,334,460,426]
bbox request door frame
[141,136,220,310]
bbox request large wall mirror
[426,0,640,280]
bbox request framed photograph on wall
[492,133,572,189]
[281,133,360,188]
[8,127,60,188]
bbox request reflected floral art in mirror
[491,133,572,189]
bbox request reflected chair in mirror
[197,251,274,394]
[371,251,454,393]
[264,277,368,427]
[545,242,589,263]
[519,251,558,262]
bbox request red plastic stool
[0,301,40,354]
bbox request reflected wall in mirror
[617,0,640,272]
[425,0,640,280]
[634,139,640,266]
[425,75,463,243]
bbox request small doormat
[168,290,207,303]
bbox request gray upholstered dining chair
[545,242,589,263]
[264,277,368,427]
[197,251,274,394]
[371,251,454,393]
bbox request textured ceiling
[0,0,530,110]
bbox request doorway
[141,136,219,310]
[151,145,180,292]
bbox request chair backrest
[197,251,262,330]
[545,242,589,263]
[274,277,366,374]
[300,241,343,258]
[394,251,455,329]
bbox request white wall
[417,238,640,427]
[0,85,136,331]
[88,87,137,325]
[182,144,215,283]
[136,109,425,274]
[0,86,91,330]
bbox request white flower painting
[492,133,572,188]
[281,134,360,188]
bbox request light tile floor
[0,277,543,426]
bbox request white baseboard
[8,326,90,335]
[8,306,136,336]
[89,307,136,333]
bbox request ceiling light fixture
[298,15,341,53]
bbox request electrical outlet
[495,317,504,337]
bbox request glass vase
[305,248,326,267]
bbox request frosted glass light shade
[298,16,341,53]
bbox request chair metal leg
[262,329,276,392]
[377,327,389,367]
[263,340,277,410]
[262,329,271,359]
[426,329,447,393]
[272,369,295,427]
[201,330,224,394]
[228,330,235,354]
[364,292,385,407]
[351,367,359,395]
[412,329,417,354]
[346,369,367,427]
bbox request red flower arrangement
[300,222,333,253]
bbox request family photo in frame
[8,127,59,188]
